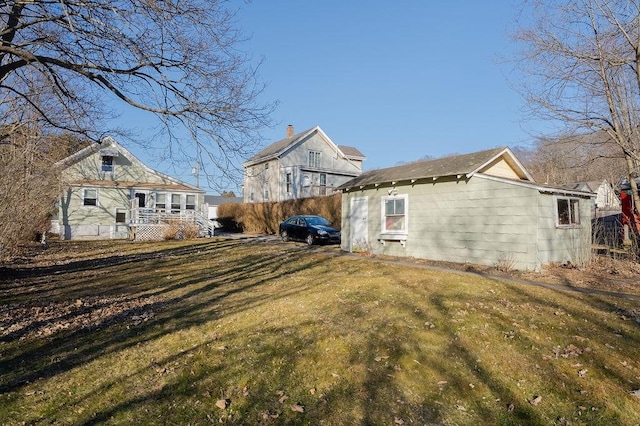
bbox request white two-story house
[242,125,365,203]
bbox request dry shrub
[162,220,200,240]
[217,194,342,234]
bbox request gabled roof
[243,126,365,166]
[338,147,533,189]
[56,136,202,192]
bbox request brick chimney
[286,124,294,138]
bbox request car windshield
[305,216,330,226]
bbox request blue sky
[121,1,539,193]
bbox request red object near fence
[620,190,640,234]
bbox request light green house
[55,137,208,240]
[338,147,594,271]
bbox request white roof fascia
[467,147,535,182]
[58,136,202,192]
[475,173,595,198]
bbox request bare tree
[515,133,627,185]
[0,0,273,188]
[513,0,640,214]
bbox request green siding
[342,176,592,271]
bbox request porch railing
[129,207,216,237]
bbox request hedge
[216,193,342,235]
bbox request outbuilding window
[382,195,408,234]
[556,197,580,226]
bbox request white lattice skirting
[131,224,167,241]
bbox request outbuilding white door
[349,197,368,252]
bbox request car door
[292,217,306,240]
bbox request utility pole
[192,162,200,188]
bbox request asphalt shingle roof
[339,147,508,189]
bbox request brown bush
[217,194,342,234]
[162,220,201,240]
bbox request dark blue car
[279,215,341,245]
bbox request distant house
[338,147,594,271]
[55,136,210,240]
[242,125,365,203]
[204,194,243,222]
[563,180,621,215]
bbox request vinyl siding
[342,176,591,271]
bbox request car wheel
[281,230,289,242]
[305,233,314,246]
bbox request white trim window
[382,195,408,234]
[101,155,114,173]
[319,173,327,196]
[171,194,181,213]
[286,173,293,194]
[556,196,581,226]
[155,193,166,211]
[186,194,196,210]
[308,150,321,168]
[83,188,98,206]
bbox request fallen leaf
[529,395,542,406]
[215,399,229,410]
[291,403,305,413]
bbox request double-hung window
[156,193,166,210]
[286,173,293,194]
[185,194,196,210]
[308,151,321,168]
[382,195,408,234]
[319,173,327,196]
[83,188,98,206]
[171,194,181,213]
[556,197,580,226]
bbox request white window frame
[115,208,127,223]
[155,192,166,211]
[308,150,321,168]
[101,155,114,173]
[171,193,182,213]
[185,194,196,210]
[319,173,327,196]
[381,194,408,236]
[83,188,98,207]
[286,173,292,194]
[555,196,581,227]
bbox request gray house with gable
[242,125,365,203]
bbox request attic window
[101,155,114,172]
[309,151,321,168]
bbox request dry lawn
[1,238,640,425]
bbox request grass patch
[1,239,640,424]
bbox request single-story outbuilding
[338,147,594,271]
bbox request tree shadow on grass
[0,239,332,395]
